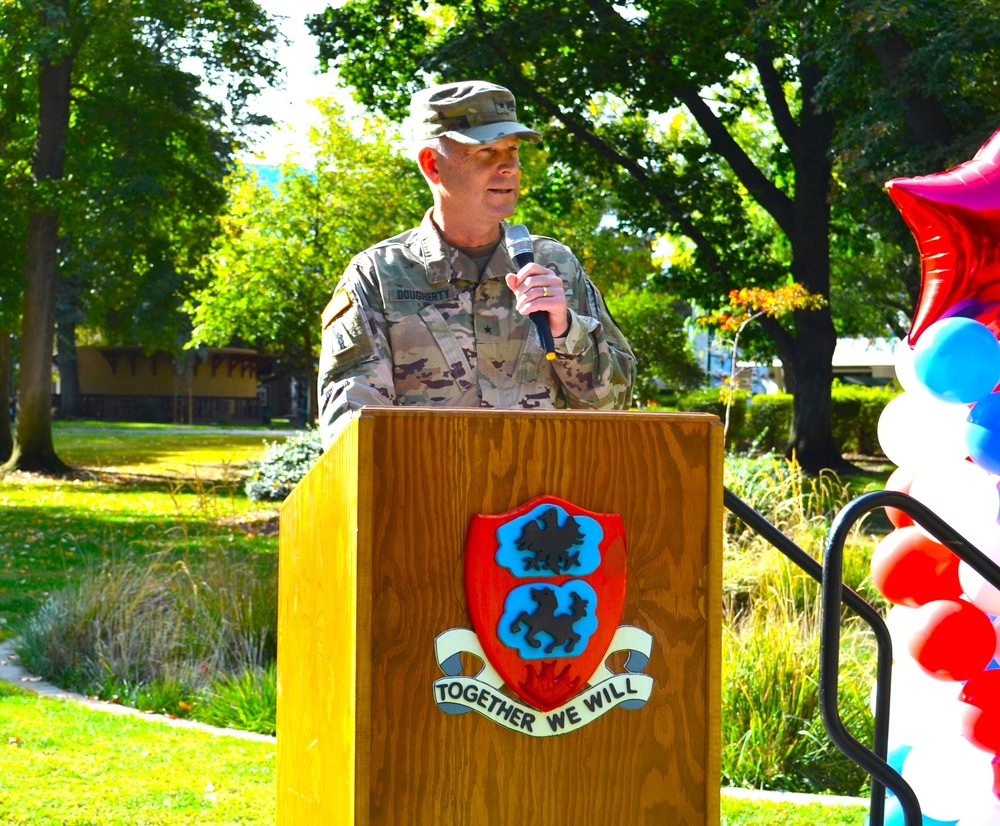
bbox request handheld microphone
[504,224,556,361]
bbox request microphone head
[504,224,533,264]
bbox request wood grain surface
[278,408,722,825]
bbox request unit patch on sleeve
[321,287,374,372]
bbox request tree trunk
[55,302,81,419]
[5,44,73,474]
[869,29,955,149]
[304,326,316,426]
[0,331,12,463]
[779,71,848,475]
[775,308,846,473]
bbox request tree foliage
[1,0,281,473]
[512,146,702,400]
[186,99,428,420]
[308,0,1000,471]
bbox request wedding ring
[542,286,549,297]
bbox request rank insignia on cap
[322,289,352,330]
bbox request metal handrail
[821,490,1000,826]
[723,488,893,826]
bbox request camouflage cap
[409,80,542,145]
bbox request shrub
[244,428,323,501]
[693,384,899,457]
[676,387,749,447]
[17,550,278,732]
[745,394,792,452]
[200,663,277,735]
[722,450,880,796]
[831,384,899,455]
[723,452,880,614]
[722,580,874,795]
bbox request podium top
[350,406,721,423]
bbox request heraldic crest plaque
[433,495,654,737]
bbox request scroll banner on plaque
[432,625,654,738]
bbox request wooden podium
[277,408,723,825]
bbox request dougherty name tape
[432,625,654,737]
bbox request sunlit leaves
[186,99,427,367]
[699,284,828,335]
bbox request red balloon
[885,126,1000,346]
[960,704,1000,754]
[870,526,963,606]
[961,669,1000,710]
[884,466,916,529]
[960,672,1000,753]
[907,599,996,681]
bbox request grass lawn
[0,682,276,825]
[0,423,282,635]
[0,674,869,826]
[49,421,289,479]
[721,795,868,825]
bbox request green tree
[53,35,244,417]
[186,99,428,422]
[2,0,280,473]
[308,0,1000,472]
[0,3,32,462]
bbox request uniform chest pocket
[387,303,475,404]
[514,329,553,384]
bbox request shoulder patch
[321,287,375,376]
[322,288,352,330]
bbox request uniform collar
[416,210,516,285]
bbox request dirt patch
[217,509,280,537]
[841,454,894,474]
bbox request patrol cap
[409,80,542,145]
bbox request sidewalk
[721,785,868,807]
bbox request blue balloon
[913,318,1000,403]
[966,392,1000,474]
[867,795,904,826]
[884,744,913,798]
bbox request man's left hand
[504,263,570,337]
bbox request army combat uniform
[318,210,636,448]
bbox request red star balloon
[886,127,1000,345]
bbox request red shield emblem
[465,496,627,712]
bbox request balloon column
[871,126,1000,826]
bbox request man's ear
[418,145,441,184]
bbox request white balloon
[880,659,965,746]
[958,804,1000,826]
[909,460,1000,550]
[894,339,921,393]
[885,604,922,659]
[877,391,972,468]
[902,735,997,821]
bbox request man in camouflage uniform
[318,80,636,448]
